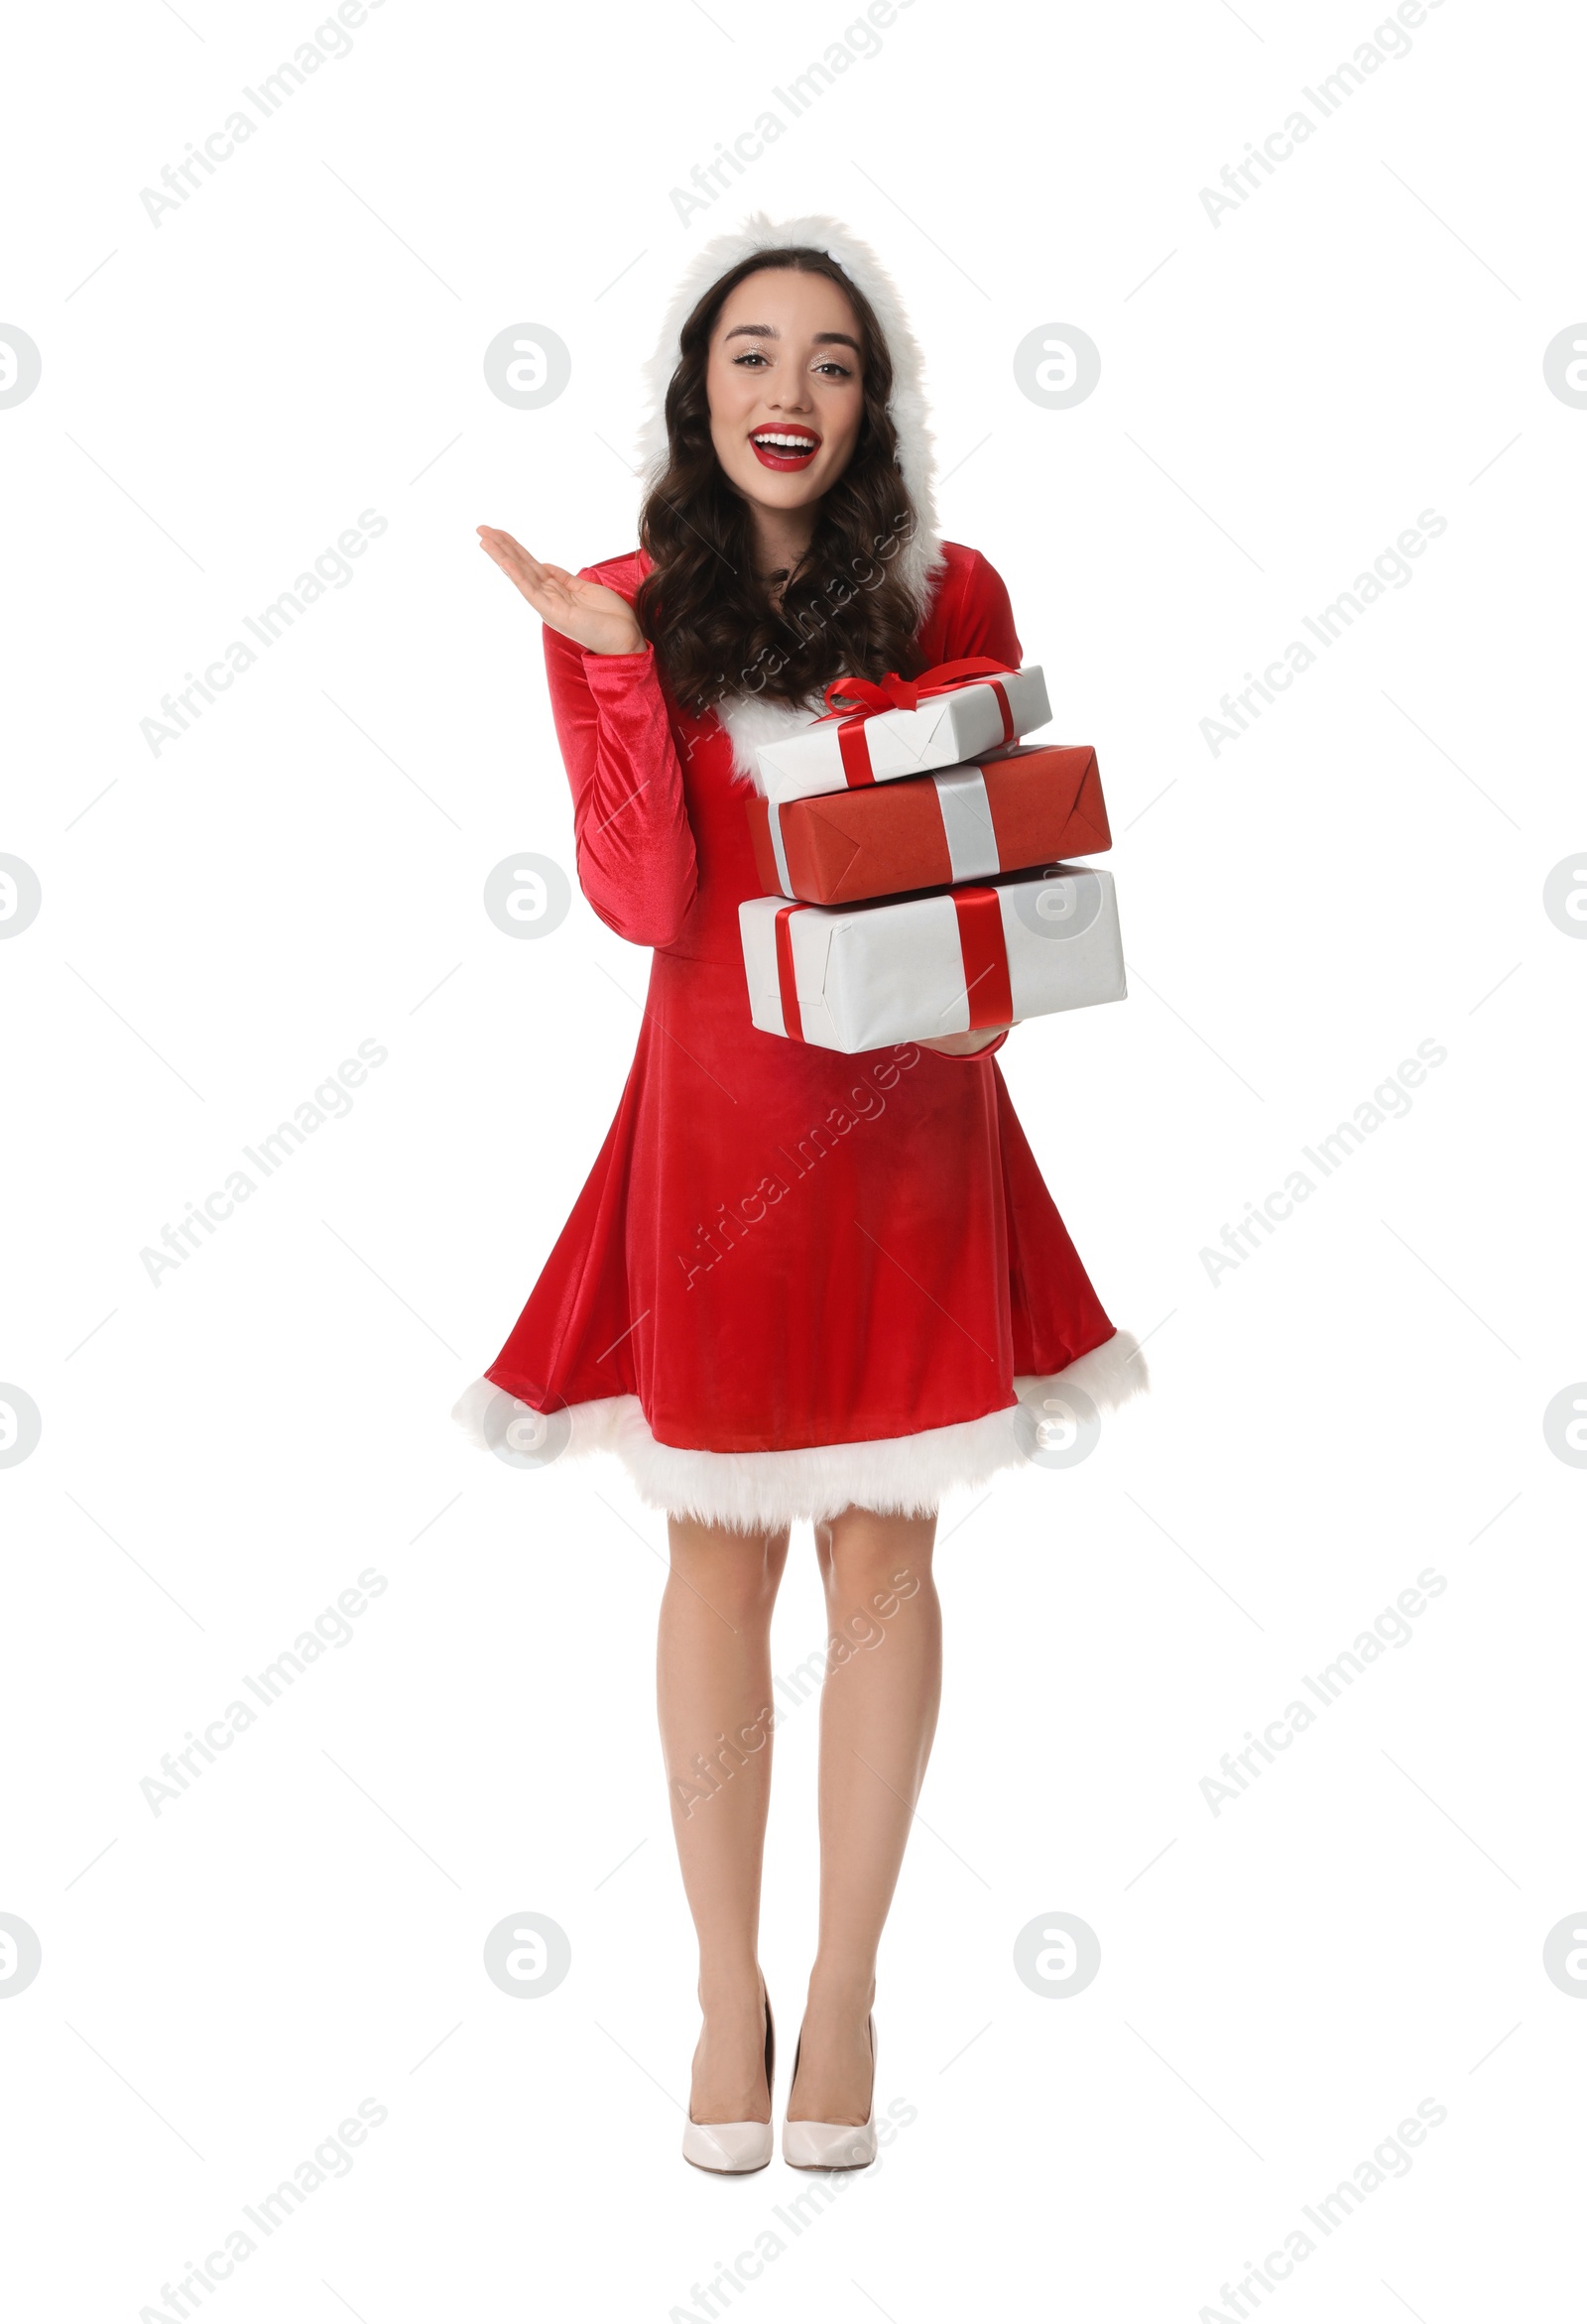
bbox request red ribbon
[773,904,804,1041]
[818,658,1019,789]
[771,890,1012,1045]
[951,888,1014,1030]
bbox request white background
[3,0,1584,2315]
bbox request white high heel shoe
[782,2014,878,2170]
[681,1990,776,2174]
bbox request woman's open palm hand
[477,527,645,656]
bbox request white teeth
[754,432,816,449]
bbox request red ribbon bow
[817,658,1019,787]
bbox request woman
[452,212,1146,2171]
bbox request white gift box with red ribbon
[756,661,1052,804]
[739,862,1125,1054]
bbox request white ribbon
[931,766,1001,882]
[765,799,795,897]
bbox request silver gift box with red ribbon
[755,660,1052,803]
[739,862,1126,1054]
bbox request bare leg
[659,1514,789,2123]
[788,1506,942,2123]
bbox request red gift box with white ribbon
[739,862,1125,1054]
[746,743,1110,906]
[755,659,1052,803]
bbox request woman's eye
[815,360,853,378]
[734,351,769,367]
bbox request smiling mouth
[749,429,821,471]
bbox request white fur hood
[634,210,946,789]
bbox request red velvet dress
[457,542,1138,1527]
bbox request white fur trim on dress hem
[449,1329,1149,1533]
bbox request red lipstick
[749,428,821,472]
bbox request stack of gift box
[737,659,1127,1054]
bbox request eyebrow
[723,323,861,352]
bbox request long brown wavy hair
[634,247,926,714]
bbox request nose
[766,371,814,415]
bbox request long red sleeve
[542,610,698,949]
[928,547,1024,670]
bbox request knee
[668,1525,787,1625]
[818,1518,933,1617]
